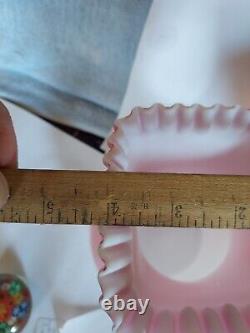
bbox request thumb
[0,101,18,168]
[0,101,18,208]
[0,172,9,209]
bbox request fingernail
[0,172,9,208]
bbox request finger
[0,101,17,208]
[0,101,18,168]
[0,172,9,208]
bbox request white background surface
[119,0,250,118]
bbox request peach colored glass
[99,104,250,332]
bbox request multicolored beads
[0,275,31,332]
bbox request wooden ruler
[0,169,250,228]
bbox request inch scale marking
[0,169,250,228]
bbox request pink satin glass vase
[98,104,250,333]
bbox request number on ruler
[174,205,183,218]
[110,202,120,215]
[46,201,54,214]
[238,206,247,220]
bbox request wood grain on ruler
[0,169,250,228]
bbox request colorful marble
[0,274,31,333]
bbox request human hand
[0,101,18,208]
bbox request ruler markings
[139,211,142,226]
[170,202,174,227]
[218,216,221,228]
[73,208,77,224]
[202,211,205,227]
[154,213,157,226]
[81,210,86,225]
[58,209,62,224]
[1,169,250,228]
[10,207,14,221]
[106,203,109,225]
[42,198,45,224]
[234,206,237,228]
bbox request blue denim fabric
[0,0,152,137]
